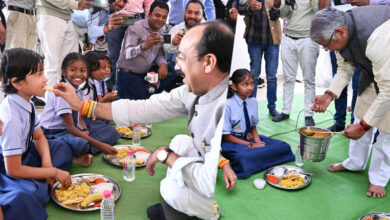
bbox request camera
[269,8,280,21]
[144,72,159,94]
[163,34,171,44]
[121,15,136,25]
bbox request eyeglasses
[175,53,203,64]
[322,32,334,50]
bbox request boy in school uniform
[0,48,73,219]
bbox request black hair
[149,0,169,15]
[60,52,90,92]
[185,0,205,22]
[102,55,111,65]
[92,0,128,14]
[0,48,44,94]
[196,21,234,73]
[185,0,205,11]
[84,51,106,77]
[227,68,254,98]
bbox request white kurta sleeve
[328,51,356,97]
[170,118,223,198]
[111,86,188,126]
[362,20,390,127]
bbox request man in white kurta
[53,21,237,219]
[310,8,390,198]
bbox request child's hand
[81,129,90,136]
[104,92,117,102]
[97,143,118,155]
[55,169,72,189]
[252,142,265,148]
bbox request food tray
[116,126,151,139]
[51,173,121,211]
[264,165,311,190]
[103,145,151,167]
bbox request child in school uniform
[0,48,73,219]
[40,52,118,160]
[84,51,117,103]
[80,52,120,141]
[222,69,295,179]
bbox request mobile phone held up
[163,34,171,44]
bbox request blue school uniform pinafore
[221,94,295,179]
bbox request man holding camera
[116,0,169,100]
[271,0,323,126]
[160,0,205,92]
[87,0,127,49]
[235,0,282,118]
[164,0,204,57]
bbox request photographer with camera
[87,0,127,48]
[234,0,282,119]
[159,0,205,92]
[116,0,169,100]
[271,0,325,126]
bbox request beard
[185,19,200,29]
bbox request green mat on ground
[215,94,390,220]
[46,116,189,220]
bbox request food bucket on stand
[296,110,334,162]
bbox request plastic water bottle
[123,150,135,182]
[132,124,141,146]
[145,122,152,128]
[100,190,115,220]
[295,145,304,167]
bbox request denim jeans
[106,25,128,90]
[247,43,279,110]
[330,51,361,126]
[157,53,178,93]
[117,71,152,100]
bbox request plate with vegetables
[359,213,390,220]
[51,173,121,211]
[103,145,152,167]
[115,126,151,139]
[264,165,311,190]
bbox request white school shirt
[41,82,86,129]
[222,93,259,135]
[0,94,40,156]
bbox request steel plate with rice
[359,212,390,220]
[103,145,152,167]
[51,173,121,211]
[264,165,311,190]
[115,126,151,139]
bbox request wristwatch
[157,148,173,164]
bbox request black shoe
[269,109,280,117]
[258,78,265,88]
[147,202,193,220]
[327,124,344,132]
[272,113,289,122]
[31,96,45,106]
[147,203,167,220]
[305,116,315,126]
